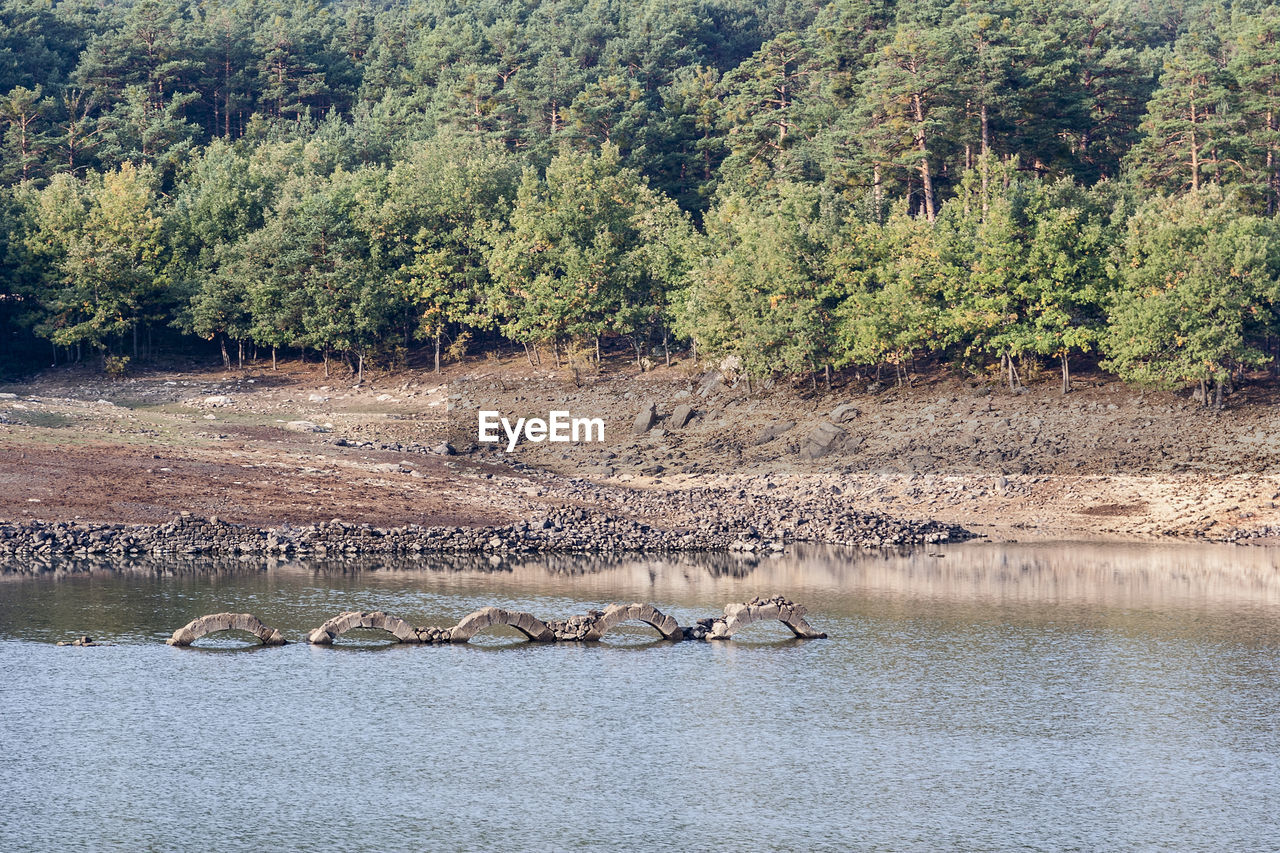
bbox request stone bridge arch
[167,612,287,646]
[707,598,826,640]
[449,607,554,643]
[307,611,421,644]
[584,603,683,641]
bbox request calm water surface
[2,542,1280,851]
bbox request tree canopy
[1,0,1279,408]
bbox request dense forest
[1,0,1279,404]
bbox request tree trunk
[220,336,230,370]
[1061,352,1071,395]
[980,104,990,218]
[523,341,535,368]
[357,352,364,385]
[434,333,442,374]
[1267,106,1277,215]
[913,93,936,223]
[595,335,601,365]
[663,328,670,367]
[1269,139,1276,216]
[1190,98,1200,192]
[237,339,243,370]
[872,164,883,222]
[1213,377,1224,409]
[824,363,831,391]
[323,348,330,379]
[272,347,277,371]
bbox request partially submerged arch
[167,612,287,646]
[584,603,683,641]
[307,611,420,644]
[706,598,827,640]
[449,607,554,643]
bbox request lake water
[2,542,1280,850]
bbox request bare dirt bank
[2,355,1279,544]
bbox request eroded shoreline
[0,505,972,572]
[6,359,1280,548]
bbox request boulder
[830,403,860,424]
[697,371,724,398]
[633,402,657,435]
[799,421,847,459]
[204,395,232,407]
[285,420,326,433]
[753,421,795,445]
[670,404,695,429]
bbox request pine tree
[1229,7,1280,213]
[858,14,956,222]
[1130,24,1244,193]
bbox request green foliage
[1129,20,1243,194]
[674,182,838,378]
[489,143,695,357]
[1103,188,1280,392]
[0,0,1276,405]
[830,201,945,374]
[25,162,166,354]
[381,134,519,367]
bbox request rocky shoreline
[0,504,972,568]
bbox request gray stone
[633,403,657,435]
[830,403,860,424]
[697,371,724,398]
[203,395,232,407]
[799,421,847,459]
[285,420,326,433]
[753,421,796,445]
[670,404,695,428]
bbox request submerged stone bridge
[166,596,826,647]
[166,612,287,646]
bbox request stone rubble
[0,501,973,566]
